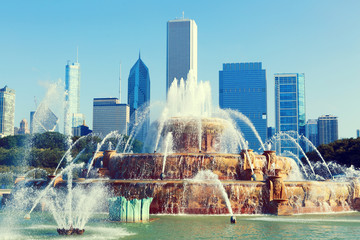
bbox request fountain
[82,72,360,217]
[3,71,360,239]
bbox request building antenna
[76,46,79,63]
[119,62,121,103]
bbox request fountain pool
[1,212,360,239]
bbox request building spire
[76,46,79,63]
[119,62,122,103]
[139,50,141,59]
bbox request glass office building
[31,103,59,134]
[166,18,197,94]
[64,61,84,135]
[0,86,16,137]
[275,73,306,156]
[128,55,150,142]
[219,63,267,151]
[305,119,318,152]
[318,115,338,145]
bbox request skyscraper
[318,115,338,145]
[166,18,197,93]
[357,129,360,138]
[219,63,267,150]
[93,98,130,137]
[0,86,15,137]
[128,54,150,142]
[275,73,306,156]
[267,127,275,141]
[72,120,92,137]
[305,119,318,152]
[18,119,30,135]
[64,60,84,135]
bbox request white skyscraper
[166,18,197,93]
[64,60,84,135]
[0,86,15,137]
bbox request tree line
[305,137,360,168]
[0,132,143,172]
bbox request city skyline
[1,1,359,139]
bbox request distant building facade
[167,18,197,93]
[30,104,59,134]
[267,127,275,141]
[318,115,338,145]
[64,60,84,135]
[128,55,150,142]
[93,98,130,137]
[275,73,306,156]
[0,86,16,137]
[219,63,267,150]
[17,119,30,135]
[305,119,318,152]
[72,120,92,137]
[357,129,360,138]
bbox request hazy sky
[1,0,359,138]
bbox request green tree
[306,138,360,168]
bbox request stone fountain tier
[162,117,230,153]
[68,178,360,215]
[94,150,293,181]
[11,177,360,216]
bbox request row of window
[280,117,298,124]
[280,109,297,116]
[280,101,297,108]
[220,88,266,93]
[275,77,297,84]
[280,124,298,132]
[279,85,297,93]
[280,93,297,100]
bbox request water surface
[1,212,359,239]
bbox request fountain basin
[104,152,292,181]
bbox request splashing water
[26,162,85,217]
[162,132,174,174]
[283,150,309,178]
[277,132,316,176]
[301,135,333,178]
[227,109,265,151]
[54,134,89,175]
[123,105,151,153]
[190,170,233,215]
[87,131,119,177]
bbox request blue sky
[1,0,359,138]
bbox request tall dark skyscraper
[166,18,197,94]
[318,115,338,145]
[219,62,267,150]
[275,73,306,156]
[128,54,150,142]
